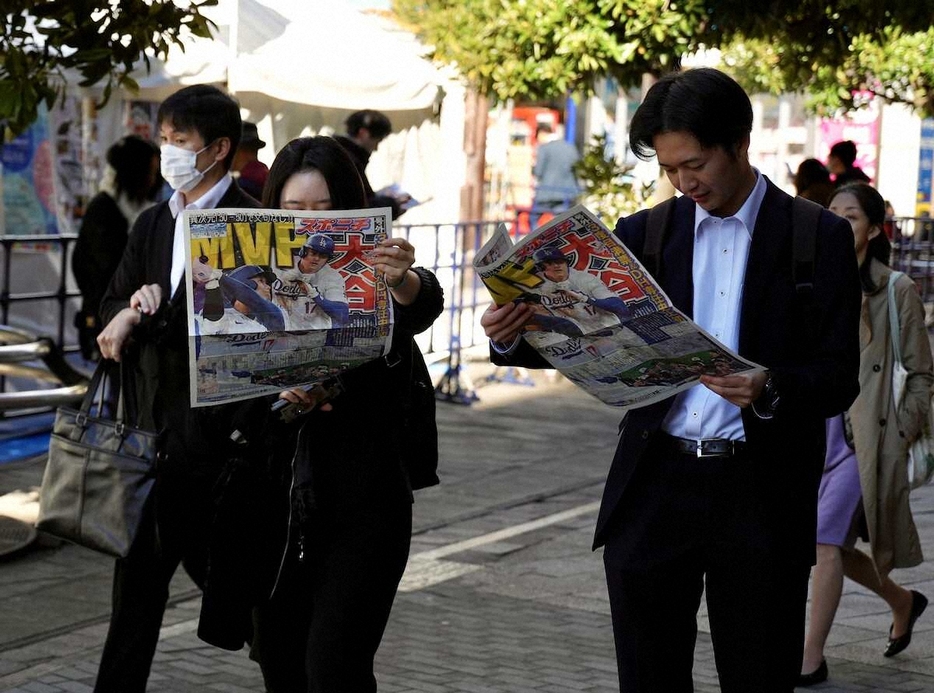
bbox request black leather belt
[657,433,748,459]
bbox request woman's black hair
[831,182,890,293]
[794,158,831,195]
[107,135,160,203]
[262,136,367,210]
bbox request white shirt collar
[694,168,767,237]
[168,173,233,218]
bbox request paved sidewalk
[1,360,934,691]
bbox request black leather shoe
[884,590,928,657]
[796,659,828,687]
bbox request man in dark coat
[334,109,408,219]
[481,68,861,692]
[94,84,260,693]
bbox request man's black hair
[629,68,753,161]
[345,110,392,141]
[157,85,242,170]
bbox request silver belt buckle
[696,438,727,458]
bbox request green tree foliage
[394,0,934,116]
[1,0,216,137]
[722,27,934,117]
[573,133,653,225]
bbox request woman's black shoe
[796,659,828,687]
[884,590,928,658]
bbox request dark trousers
[93,471,216,693]
[252,497,413,693]
[602,441,811,692]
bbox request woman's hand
[481,301,533,345]
[277,386,334,413]
[374,237,420,304]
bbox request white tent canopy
[124,0,465,224]
[135,0,444,120]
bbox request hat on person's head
[533,246,568,267]
[300,234,335,258]
[240,122,266,150]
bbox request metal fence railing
[0,220,521,415]
[4,214,930,416]
[890,217,934,304]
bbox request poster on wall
[126,101,160,142]
[48,94,91,236]
[1,104,59,245]
[817,96,881,183]
[917,118,934,217]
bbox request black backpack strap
[644,197,677,279]
[791,196,821,297]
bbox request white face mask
[160,142,218,193]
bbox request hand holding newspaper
[473,205,762,409]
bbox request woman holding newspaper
[798,183,933,686]
[236,136,443,693]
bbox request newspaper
[183,207,394,407]
[474,205,762,409]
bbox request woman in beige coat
[799,183,933,686]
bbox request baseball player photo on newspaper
[474,205,761,409]
[183,207,394,407]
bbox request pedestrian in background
[794,158,835,207]
[529,121,579,229]
[335,109,409,218]
[482,67,861,692]
[72,135,161,361]
[799,182,932,686]
[828,139,871,187]
[232,121,269,201]
[93,84,260,693]
[237,136,444,693]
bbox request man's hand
[97,308,140,362]
[481,301,533,344]
[130,283,163,316]
[97,283,162,362]
[699,370,768,408]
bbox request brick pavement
[2,360,934,691]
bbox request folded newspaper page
[474,205,762,409]
[183,207,394,407]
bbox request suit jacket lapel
[739,180,790,355]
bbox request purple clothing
[816,415,863,547]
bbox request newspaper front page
[474,205,762,409]
[183,207,394,407]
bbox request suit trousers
[252,496,413,693]
[602,439,811,693]
[93,470,217,693]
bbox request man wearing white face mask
[93,84,260,693]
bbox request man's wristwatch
[754,373,780,419]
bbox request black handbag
[36,360,157,557]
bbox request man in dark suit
[481,68,861,692]
[94,84,261,693]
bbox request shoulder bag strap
[792,196,821,297]
[888,270,905,366]
[643,197,677,279]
